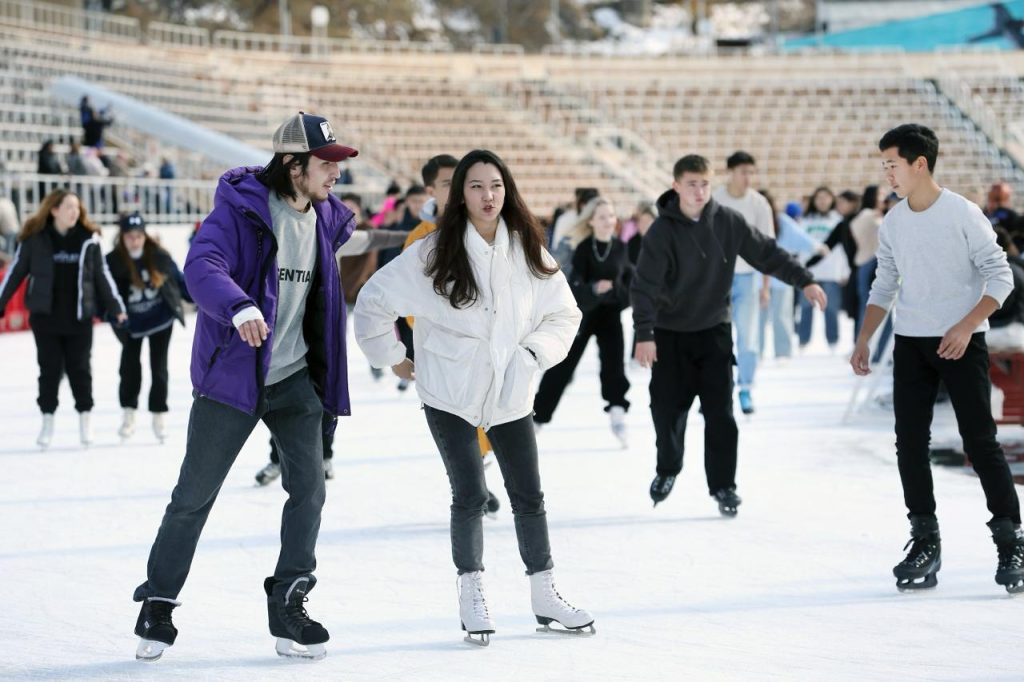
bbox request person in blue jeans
[711,151,776,415]
[757,189,823,360]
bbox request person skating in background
[532,197,632,447]
[798,186,847,353]
[354,149,593,645]
[852,123,1024,595]
[634,155,825,515]
[132,112,358,662]
[711,151,775,415]
[0,188,126,448]
[757,189,824,361]
[105,212,191,443]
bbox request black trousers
[115,325,173,412]
[32,324,94,413]
[533,305,630,424]
[650,324,739,494]
[893,333,1021,523]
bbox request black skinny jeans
[424,406,553,575]
[893,333,1021,523]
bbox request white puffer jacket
[354,220,582,430]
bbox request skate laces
[460,574,490,620]
[901,537,938,568]
[997,541,1024,569]
[284,594,314,626]
[540,573,579,613]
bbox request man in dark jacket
[131,112,357,662]
[632,154,826,515]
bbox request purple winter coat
[185,166,356,417]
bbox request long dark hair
[257,152,312,202]
[758,188,780,239]
[427,149,557,309]
[114,231,167,290]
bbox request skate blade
[463,633,490,646]
[997,579,1024,595]
[536,622,596,636]
[136,638,169,661]
[275,638,326,661]
[896,575,938,592]
[719,507,738,517]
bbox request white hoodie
[354,219,582,430]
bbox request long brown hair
[18,188,100,242]
[427,149,557,309]
[114,231,166,290]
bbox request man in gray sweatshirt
[852,123,1024,594]
[632,154,826,515]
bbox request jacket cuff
[231,306,264,329]
[635,328,655,343]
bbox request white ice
[1,232,1022,680]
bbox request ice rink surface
[1,283,1022,681]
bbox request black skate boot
[988,518,1024,594]
[894,514,941,592]
[485,489,500,519]
[265,576,329,660]
[650,475,676,507]
[134,597,179,661]
[712,488,741,517]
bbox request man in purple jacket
[132,112,357,662]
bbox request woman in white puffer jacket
[354,149,594,645]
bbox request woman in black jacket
[533,196,632,446]
[106,212,190,443]
[0,189,126,448]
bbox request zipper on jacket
[247,210,278,397]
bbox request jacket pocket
[421,327,481,406]
[497,346,539,413]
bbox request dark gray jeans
[134,368,326,602]
[424,405,553,575]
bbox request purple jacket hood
[184,166,356,416]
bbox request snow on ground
[1,289,1023,680]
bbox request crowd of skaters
[1,113,1023,661]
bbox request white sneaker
[530,569,594,633]
[608,406,627,449]
[79,411,93,446]
[118,408,136,440]
[458,571,495,645]
[323,458,334,480]
[152,413,167,443]
[37,413,54,449]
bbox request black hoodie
[631,190,814,341]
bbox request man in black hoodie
[632,154,827,515]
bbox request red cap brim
[311,144,359,161]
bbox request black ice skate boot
[712,488,742,517]
[650,475,676,507]
[265,576,329,660]
[988,518,1024,595]
[894,514,941,592]
[134,597,180,661]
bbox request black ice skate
[134,597,180,661]
[988,519,1024,595]
[712,488,741,517]
[265,576,329,660]
[650,475,676,507]
[893,515,941,592]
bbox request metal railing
[0,0,140,43]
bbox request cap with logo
[272,111,359,162]
[118,212,146,233]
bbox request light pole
[279,0,291,37]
